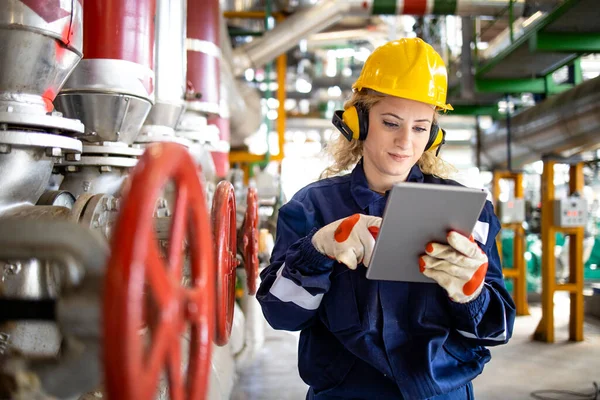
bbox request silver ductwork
[306,28,389,50]
[219,15,262,148]
[480,75,600,169]
[140,0,187,138]
[231,0,532,77]
[222,0,314,12]
[232,0,351,76]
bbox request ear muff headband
[333,105,445,154]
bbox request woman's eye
[414,126,428,133]
[383,120,398,128]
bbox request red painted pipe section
[187,0,220,109]
[83,0,156,95]
[404,0,427,15]
[208,117,230,178]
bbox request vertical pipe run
[141,0,187,134]
[505,95,512,172]
[208,117,231,178]
[475,116,482,169]
[56,0,156,144]
[83,0,156,96]
[186,0,221,115]
[509,0,515,43]
[461,17,475,100]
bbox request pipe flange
[58,156,138,169]
[81,144,144,158]
[71,193,120,239]
[55,142,142,169]
[0,131,82,156]
[0,112,85,135]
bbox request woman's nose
[394,128,411,149]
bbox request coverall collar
[350,159,425,210]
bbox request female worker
[256,38,516,400]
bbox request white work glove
[420,231,488,303]
[312,213,381,270]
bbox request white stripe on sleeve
[473,221,489,246]
[269,263,324,311]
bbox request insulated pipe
[218,12,262,149]
[461,17,475,101]
[232,0,348,76]
[480,75,600,169]
[55,0,156,144]
[141,0,187,136]
[232,0,526,76]
[82,0,155,97]
[363,0,525,15]
[186,0,221,115]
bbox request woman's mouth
[388,153,410,162]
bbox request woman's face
[362,96,435,191]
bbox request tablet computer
[366,182,488,283]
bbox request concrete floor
[232,294,600,400]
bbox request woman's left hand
[419,231,488,303]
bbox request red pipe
[403,0,427,15]
[208,117,230,178]
[187,0,220,110]
[83,0,156,95]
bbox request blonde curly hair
[321,89,456,179]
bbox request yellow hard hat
[353,38,453,111]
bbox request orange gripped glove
[311,213,381,270]
[419,231,488,303]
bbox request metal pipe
[367,0,526,15]
[219,13,262,149]
[475,116,482,170]
[186,0,221,115]
[506,96,513,171]
[141,0,187,136]
[0,218,107,397]
[232,0,527,76]
[461,17,475,101]
[0,0,83,114]
[232,0,351,76]
[306,28,388,50]
[55,0,157,144]
[480,75,600,169]
[82,0,155,94]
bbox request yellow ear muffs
[425,124,446,156]
[331,103,369,141]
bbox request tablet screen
[366,183,487,283]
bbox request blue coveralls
[257,160,516,399]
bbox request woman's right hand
[311,214,381,270]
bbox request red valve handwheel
[242,187,259,296]
[103,143,215,400]
[211,181,238,346]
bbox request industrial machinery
[0,0,264,399]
